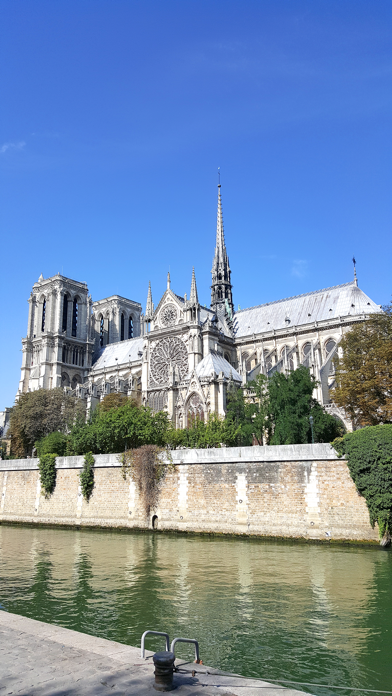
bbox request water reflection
[0,525,390,695]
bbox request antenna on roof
[352,256,358,286]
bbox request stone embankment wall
[0,444,378,542]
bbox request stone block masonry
[0,444,378,542]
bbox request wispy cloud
[0,141,26,154]
[291,259,308,278]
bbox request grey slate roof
[92,337,144,370]
[233,281,380,338]
[195,351,242,381]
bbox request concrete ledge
[0,443,339,471]
[0,610,308,695]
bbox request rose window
[150,337,188,385]
[160,304,177,327]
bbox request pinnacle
[190,267,198,304]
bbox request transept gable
[153,289,186,329]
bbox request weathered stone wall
[0,444,378,542]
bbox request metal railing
[140,630,170,658]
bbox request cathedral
[18,183,381,430]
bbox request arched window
[72,299,78,337]
[128,316,133,339]
[62,346,66,363]
[325,339,336,356]
[61,372,70,387]
[302,343,311,359]
[62,294,68,332]
[99,315,104,347]
[242,351,252,372]
[121,313,125,341]
[186,393,204,427]
[41,299,46,332]
[72,375,81,389]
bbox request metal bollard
[153,651,176,692]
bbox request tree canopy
[9,388,86,458]
[67,399,169,455]
[227,366,344,446]
[332,303,392,427]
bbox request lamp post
[309,414,314,444]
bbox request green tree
[166,412,240,449]
[268,366,343,444]
[9,389,86,458]
[68,400,170,454]
[225,382,256,445]
[36,431,68,457]
[332,302,392,427]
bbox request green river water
[0,525,391,696]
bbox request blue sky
[1,0,391,410]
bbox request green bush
[332,424,392,539]
[79,452,95,501]
[36,431,68,457]
[38,453,57,497]
[165,413,240,449]
[67,401,170,455]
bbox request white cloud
[0,141,26,154]
[291,259,308,278]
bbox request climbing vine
[80,452,95,501]
[121,445,173,518]
[333,424,392,545]
[38,453,57,497]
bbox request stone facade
[16,184,381,428]
[0,445,379,542]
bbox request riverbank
[0,610,308,695]
[0,444,379,542]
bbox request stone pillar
[27,295,36,338]
[217,372,226,416]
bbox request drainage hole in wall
[152,515,158,529]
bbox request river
[0,525,391,695]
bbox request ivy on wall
[121,445,173,518]
[79,452,95,501]
[333,424,392,545]
[38,454,57,497]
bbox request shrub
[68,401,170,455]
[165,413,240,449]
[38,453,57,497]
[332,424,392,542]
[36,431,68,457]
[79,452,95,501]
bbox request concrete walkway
[0,611,309,696]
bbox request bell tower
[210,180,234,316]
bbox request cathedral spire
[190,267,198,305]
[167,271,171,290]
[211,178,233,315]
[353,256,358,286]
[145,281,153,319]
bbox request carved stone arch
[72,374,81,389]
[61,372,70,387]
[185,392,205,426]
[324,337,337,356]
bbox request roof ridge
[234,281,355,315]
